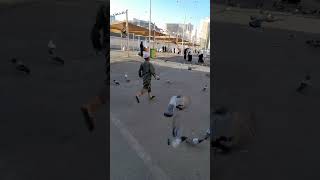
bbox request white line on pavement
[110,113,171,180]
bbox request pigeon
[48,40,56,49]
[288,34,296,39]
[202,84,208,91]
[185,137,207,145]
[48,40,64,65]
[113,80,120,85]
[52,56,64,65]
[11,58,30,74]
[171,138,182,148]
[169,136,188,148]
[306,40,320,47]
[124,74,130,82]
[206,128,211,135]
[297,75,311,94]
[164,96,179,117]
[48,40,56,55]
[166,80,172,84]
[192,138,200,144]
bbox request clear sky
[110,0,210,31]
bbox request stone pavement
[212,20,320,180]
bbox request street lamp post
[153,22,155,49]
[182,8,186,54]
[133,33,135,51]
[126,9,129,57]
[149,0,151,52]
[120,32,123,50]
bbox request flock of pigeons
[162,95,211,148]
[11,40,65,75]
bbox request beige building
[198,17,210,49]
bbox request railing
[110,36,178,51]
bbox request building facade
[110,16,116,24]
[198,17,210,49]
[165,23,194,40]
[130,18,162,32]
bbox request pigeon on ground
[296,75,311,94]
[48,40,56,55]
[52,56,65,65]
[113,80,120,85]
[202,84,208,91]
[48,40,64,65]
[124,74,130,82]
[11,58,30,74]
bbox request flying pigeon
[164,96,186,117]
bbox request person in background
[188,49,192,62]
[184,48,187,60]
[140,41,144,57]
[198,52,204,63]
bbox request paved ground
[212,3,320,34]
[0,1,108,179]
[212,20,320,179]
[110,51,210,180]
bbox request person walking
[140,41,144,57]
[135,49,159,103]
[184,48,187,60]
[188,49,192,62]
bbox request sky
[110,0,210,31]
